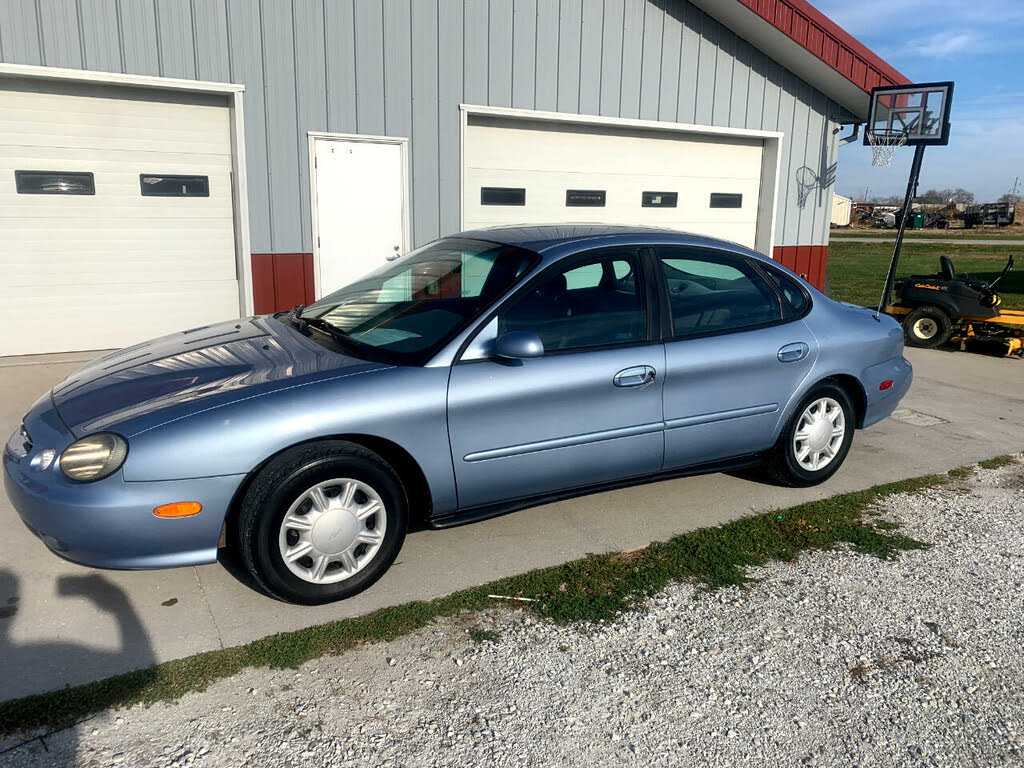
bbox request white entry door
[312,136,407,297]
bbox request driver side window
[498,251,647,353]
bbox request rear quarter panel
[775,296,908,435]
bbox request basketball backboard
[863,81,954,146]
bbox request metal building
[0,0,906,356]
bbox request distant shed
[832,194,853,227]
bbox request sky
[812,0,1023,203]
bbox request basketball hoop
[867,128,908,167]
[795,166,818,207]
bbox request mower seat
[940,255,957,281]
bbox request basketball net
[867,129,908,167]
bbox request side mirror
[493,331,544,360]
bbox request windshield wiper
[304,316,355,347]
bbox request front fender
[121,366,457,515]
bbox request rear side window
[759,265,811,318]
[657,248,782,337]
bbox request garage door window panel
[15,170,95,195]
[658,248,783,338]
[499,252,647,353]
[480,187,526,206]
[140,174,210,197]
[710,193,743,208]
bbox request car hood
[51,316,388,437]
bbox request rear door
[655,247,818,469]
[446,248,664,510]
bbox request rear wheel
[236,441,408,605]
[903,306,952,348]
[764,382,855,487]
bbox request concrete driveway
[1,348,1021,702]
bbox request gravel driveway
[5,459,1023,768]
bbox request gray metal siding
[0,0,841,253]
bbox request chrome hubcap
[793,397,846,472]
[278,479,386,584]
[913,318,937,339]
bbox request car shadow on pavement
[0,569,155,767]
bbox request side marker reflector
[879,380,894,391]
[154,502,202,518]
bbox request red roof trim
[738,0,910,92]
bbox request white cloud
[813,0,1024,37]
[902,31,977,58]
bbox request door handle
[778,342,809,363]
[613,365,656,387]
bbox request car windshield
[297,237,538,364]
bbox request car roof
[456,224,770,263]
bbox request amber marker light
[154,502,203,518]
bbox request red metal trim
[737,0,909,93]
[250,253,315,314]
[773,245,827,291]
[251,254,276,315]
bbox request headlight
[59,433,128,482]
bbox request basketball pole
[877,143,926,318]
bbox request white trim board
[459,104,783,257]
[0,62,253,316]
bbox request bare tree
[916,187,974,204]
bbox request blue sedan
[4,226,911,604]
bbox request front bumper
[3,394,245,570]
[861,355,913,428]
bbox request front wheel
[236,441,408,604]
[903,306,952,348]
[763,382,855,487]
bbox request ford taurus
[4,226,911,604]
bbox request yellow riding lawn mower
[884,254,1023,356]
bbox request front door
[312,136,407,297]
[655,246,818,468]
[447,248,665,510]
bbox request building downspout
[839,123,861,146]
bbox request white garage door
[463,115,765,247]
[0,79,240,356]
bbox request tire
[763,382,855,488]
[235,440,408,605]
[902,306,952,348]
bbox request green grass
[468,628,501,644]
[978,455,1018,470]
[826,241,1023,310]
[831,228,1024,240]
[947,465,975,481]
[0,470,960,740]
